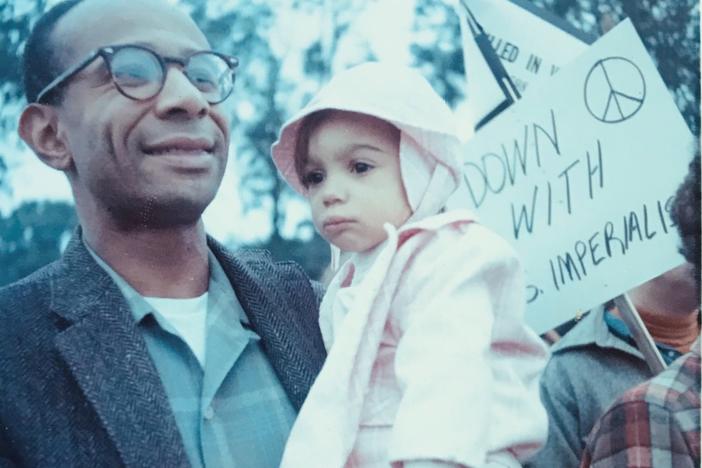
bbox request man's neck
[82,221,210,298]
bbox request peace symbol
[583,56,646,123]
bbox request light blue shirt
[86,243,297,467]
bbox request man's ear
[18,103,73,171]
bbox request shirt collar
[550,304,642,357]
[82,239,248,326]
[84,240,153,323]
[207,247,250,326]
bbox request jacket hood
[271,62,463,221]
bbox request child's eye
[303,170,324,187]
[351,161,373,174]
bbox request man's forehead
[54,0,210,59]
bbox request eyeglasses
[35,44,239,105]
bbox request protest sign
[447,19,694,333]
[457,0,592,128]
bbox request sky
[0,0,418,245]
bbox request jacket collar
[50,229,325,465]
[550,305,643,359]
[50,229,191,468]
[207,237,326,410]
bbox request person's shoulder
[625,350,701,411]
[406,214,518,268]
[541,309,631,379]
[539,319,599,382]
[0,260,63,347]
[547,306,640,358]
[581,391,657,467]
[208,236,306,276]
[592,383,669,442]
[590,350,700,440]
[0,260,62,310]
[208,238,320,300]
[459,221,516,257]
[230,246,313,282]
[548,310,601,353]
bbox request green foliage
[0,0,363,281]
[254,230,331,281]
[0,0,47,189]
[0,156,6,188]
[0,200,77,286]
[411,0,465,108]
[0,0,42,104]
[182,0,299,255]
[174,0,368,277]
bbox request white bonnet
[271,62,463,221]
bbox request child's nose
[322,189,343,207]
[321,177,347,207]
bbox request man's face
[51,0,230,228]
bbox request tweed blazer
[0,230,326,467]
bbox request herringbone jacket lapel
[208,238,326,410]
[51,233,189,468]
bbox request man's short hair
[22,0,83,104]
[671,148,701,291]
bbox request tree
[179,0,372,279]
[0,0,39,106]
[410,0,465,108]
[0,0,374,281]
[0,0,48,191]
[0,200,77,286]
[176,0,330,277]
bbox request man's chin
[110,194,213,231]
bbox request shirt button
[203,406,215,420]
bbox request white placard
[448,20,693,333]
[457,0,590,127]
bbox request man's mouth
[142,137,215,156]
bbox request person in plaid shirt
[580,342,700,468]
[580,151,700,468]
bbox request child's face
[302,111,412,253]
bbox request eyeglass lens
[109,47,234,103]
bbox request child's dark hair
[294,110,336,189]
[293,109,402,189]
[23,0,84,104]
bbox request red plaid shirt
[580,340,700,468]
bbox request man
[0,1,325,466]
[580,153,700,468]
[525,263,699,468]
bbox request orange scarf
[638,307,701,353]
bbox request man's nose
[154,68,209,119]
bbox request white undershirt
[145,293,209,367]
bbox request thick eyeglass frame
[34,44,239,105]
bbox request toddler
[271,62,548,468]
